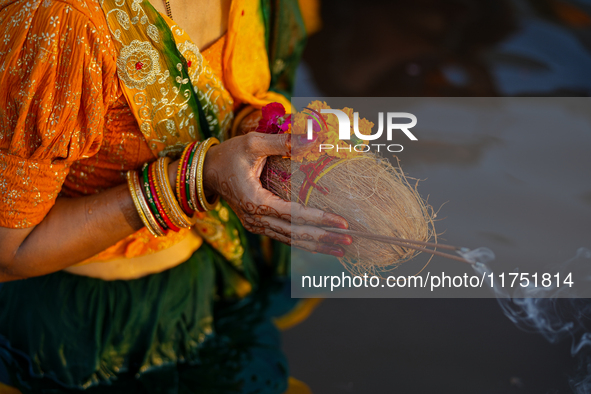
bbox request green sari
[0,240,294,393]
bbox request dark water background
[283,0,591,392]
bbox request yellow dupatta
[100,0,290,153]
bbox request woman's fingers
[245,224,346,258]
[291,133,319,156]
[252,191,349,229]
[292,240,346,258]
[247,132,292,157]
[247,215,353,245]
[291,201,349,229]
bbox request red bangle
[175,144,191,214]
[141,163,167,233]
[176,142,196,216]
[149,162,181,232]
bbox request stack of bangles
[126,137,220,237]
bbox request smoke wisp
[474,248,591,393]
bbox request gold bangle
[151,159,181,231]
[127,170,158,237]
[196,137,220,211]
[156,156,195,227]
[131,170,165,237]
[189,142,204,211]
[175,144,187,205]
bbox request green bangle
[141,162,168,232]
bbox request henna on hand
[201,132,351,257]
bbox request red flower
[256,102,291,134]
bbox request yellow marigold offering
[290,100,374,161]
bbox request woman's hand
[202,132,353,257]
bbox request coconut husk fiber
[261,153,436,276]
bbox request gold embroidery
[100,0,240,263]
[176,40,203,83]
[116,39,160,90]
[103,0,161,44]
[218,205,229,222]
[103,0,210,152]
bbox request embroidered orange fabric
[0,0,318,263]
[0,0,118,229]
[80,36,231,264]
[0,0,233,262]
[82,36,235,263]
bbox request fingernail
[319,232,353,245]
[317,244,345,258]
[322,213,349,229]
[295,134,318,146]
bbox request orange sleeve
[0,0,118,228]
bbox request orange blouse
[0,0,231,261]
[0,0,119,229]
[0,0,315,263]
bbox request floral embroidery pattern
[176,40,202,83]
[104,0,200,149]
[117,39,160,90]
[104,0,241,263]
[104,0,236,153]
[104,0,160,44]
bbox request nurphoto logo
[303,107,418,153]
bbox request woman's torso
[0,0,297,279]
[64,25,232,279]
